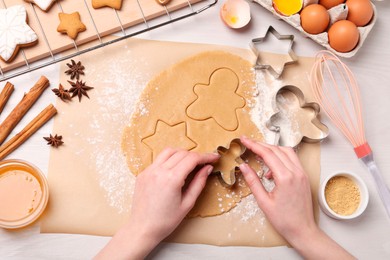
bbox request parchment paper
[41,38,320,247]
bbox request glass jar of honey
[0,159,49,229]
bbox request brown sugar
[325,176,361,216]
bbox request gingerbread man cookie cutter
[212,138,246,187]
[250,26,298,78]
[266,85,329,147]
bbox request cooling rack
[0,0,218,82]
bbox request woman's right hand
[239,136,355,259]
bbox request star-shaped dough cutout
[0,5,38,62]
[92,0,123,10]
[186,68,245,131]
[24,0,56,12]
[142,121,197,161]
[57,12,86,40]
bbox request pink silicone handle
[354,143,372,159]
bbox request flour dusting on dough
[249,69,282,143]
[274,93,302,146]
[249,69,305,147]
[83,52,150,213]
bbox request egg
[300,4,330,34]
[328,20,360,52]
[346,0,373,27]
[273,0,303,16]
[319,0,345,9]
[220,0,251,29]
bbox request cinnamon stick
[0,76,49,145]
[0,82,14,115]
[0,104,57,161]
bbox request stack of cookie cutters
[250,26,329,147]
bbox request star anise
[68,80,94,102]
[65,59,85,80]
[43,134,64,148]
[52,84,71,102]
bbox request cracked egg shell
[220,0,251,29]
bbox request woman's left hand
[96,148,219,260]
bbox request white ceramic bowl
[318,172,369,220]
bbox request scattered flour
[81,48,151,213]
[273,92,302,146]
[249,69,283,144]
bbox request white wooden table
[1,1,390,259]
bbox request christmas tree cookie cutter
[250,26,298,78]
[266,85,329,147]
[212,138,246,187]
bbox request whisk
[310,50,390,218]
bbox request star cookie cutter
[266,85,329,147]
[212,138,246,187]
[250,26,298,78]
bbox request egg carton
[253,0,377,58]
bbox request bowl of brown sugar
[319,172,369,220]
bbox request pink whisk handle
[360,149,390,218]
[354,142,372,158]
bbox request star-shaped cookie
[186,68,246,131]
[24,0,56,12]
[142,121,197,161]
[92,0,123,10]
[0,5,38,63]
[57,12,86,40]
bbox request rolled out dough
[122,51,264,217]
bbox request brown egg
[319,0,345,9]
[301,4,330,34]
[346,0,373,27]
[328,20,360,52]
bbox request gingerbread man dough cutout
[186,68,246,131]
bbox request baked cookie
[57,12,87,40]
[92,0,123,10]
[0,5,38,63]
[24,0,56,12]
[155,0,172,5]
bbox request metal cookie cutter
[212,138,246,187]
[250,26,298,78]
[266,85,329,147]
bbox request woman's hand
[239,136,316,242]
[96,148,219,260]
[131,148,219,243]
[239,136,355,259]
